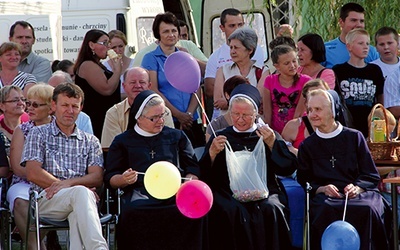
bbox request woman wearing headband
[104,90,203,250]
[297,89,391,249]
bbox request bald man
[47,70,73,87]
[101,67,174,148]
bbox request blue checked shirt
[21,119,103,192]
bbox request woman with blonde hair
[103,30,134,99]
[7,83,53,249]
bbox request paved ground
[11,227,116,249]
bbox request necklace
[0,75,13,86]
[149,149,156,159]
[0,119,13,134]
[140,134,158,159]
[320,137,338,168]
[329,155,336,168]
[134,124,160,159]
[316,123,343,168]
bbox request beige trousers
[38,185,108,250]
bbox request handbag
[225,137,269,202]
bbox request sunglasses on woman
[26,101,47,108]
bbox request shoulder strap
[256,67,264,82]
[316,68,327,78]
[302,116,314,135]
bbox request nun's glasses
[141,111,169,123]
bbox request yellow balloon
[144,161,181,199]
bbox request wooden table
[375,160,400,249]
[375,160,400,176]
[383,177,400,250]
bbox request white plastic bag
[225,137,269,202]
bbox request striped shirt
[21,119,103,192]
[0,71,37,90]
[384,68,400,109]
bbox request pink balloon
[164,51,201,93]
[176,180,213,219]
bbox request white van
[61,0,165,61]
[200,0,274,64]
[0,0,275,64]
[0,0,63,60]
[0,0,166,61]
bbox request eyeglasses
[26,101,48,108]
[3,97,26,104]
[96,41,109,46]
[141,111,169,123]
[230,112,254,120]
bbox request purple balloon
[164,51,201,93]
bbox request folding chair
[0,178,11,250]
[26,188,116,249]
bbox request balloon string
[137,171,192,181]
[343,192,349,221]
[193,92,217,138]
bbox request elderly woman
[141,12,204,148]
[297,33,336,89]
[103,30,135,99]
[7,84,53,249]
[200,84,297,249]
[0,42,36,97]
[104,90,203,250]
[297,89,391,250]
[205,75,249,142]
[74,29,122,139]
[213,27,269,119]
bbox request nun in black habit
[297,89,391,250]
[104,90,205,250]
[199,84,298,249]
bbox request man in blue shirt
[323,2,379,68]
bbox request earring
[92,50,95,55]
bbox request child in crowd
[371,26,400,79]
[333,28,384,138]
[263,45,312,133]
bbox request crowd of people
[0,2,399,250]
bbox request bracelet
[186,112,192,116]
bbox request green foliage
[296,0,400,44]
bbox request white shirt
[370,57,400,79]
[384,68,400,108]
[205,43,265,79]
